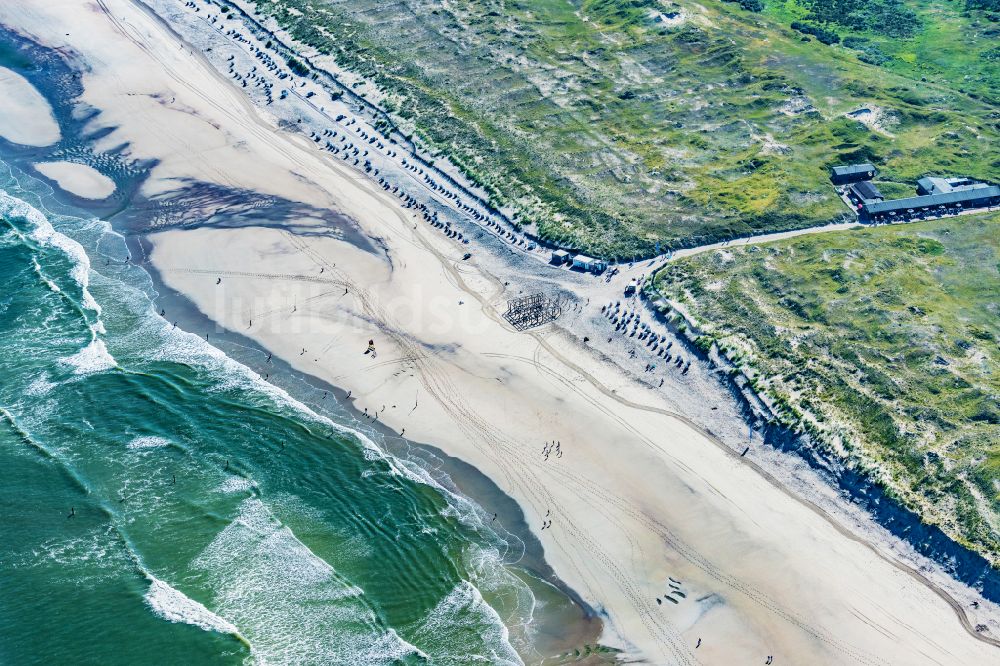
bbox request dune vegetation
[651,214,1000,560]
[246,0,999,258]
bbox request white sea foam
[409,581,523,666]
[0,192,102,316]
[145,576,240,636]
[59,337,116,375]
[3,192,114,378]
[13,529,123,586]
[218,476,256,494]
[191,497,423,665]
[31,256,61,293]
[127,435,172,450]
[24,373,56,396]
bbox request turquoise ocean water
[0,169,556,663]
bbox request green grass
[766,0,1000,102]
[652,213,1000,559]
[248,0,999,259]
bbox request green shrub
[722,0,764,12]
[799,0,919,39]
[791,21,841,45]
[286,56,309,77]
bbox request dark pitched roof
[864,185,1000,215]
[917,176,941,194]
[831,163,876,177]
[850,180,883,201]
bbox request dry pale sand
[34,161,116,199]
[0,65,59,147]
[4,1,998,664]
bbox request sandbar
[34,161,116,199]
[0,65,59,147]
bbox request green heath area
[651,214,1000,561]
[245,0,1000,258]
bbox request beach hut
[572,254,607,274]
[550,249,571,265]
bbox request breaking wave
[126,435,172,450]
[59,337,117,375]
[145,576,241,637]
[190,498,425,665]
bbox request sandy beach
[34,161,117,199]
[3,1,998,663]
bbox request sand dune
[3,1,998,663]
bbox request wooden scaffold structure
[503,293,562,331]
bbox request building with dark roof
[848,180,884,204]
[830,163,877,185]
[861,185,1000,223]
